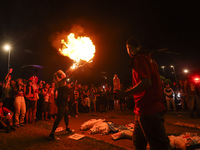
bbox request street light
[183,69,188,73]
[171,65,179,88]
[161,66,165,75]
[3,44,11,73]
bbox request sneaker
[66,128,74,134]
[49,133,60,141]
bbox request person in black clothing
[49,69,74,141]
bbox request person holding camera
[0,99,15,133]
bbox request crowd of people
[0,69,135,133]
[0,68,200,134]
[163,79,200,118]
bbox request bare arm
[5,68,13,81]
[124,78,152,95]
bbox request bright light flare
[59,33,95,69]
[194,77,200,83]
[4,44,11,51]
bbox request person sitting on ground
[0,99,15,133]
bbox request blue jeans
[133,113,170,150]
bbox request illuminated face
[52,83,55,88]
[126,44,140,57]
[18,79,23,85]
[28,81,33,86]
[46,83,50,88]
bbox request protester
[119,37,169,150]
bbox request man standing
[113,74,121,111]
[121,37,170,150]
[49,70,74,140]
[164,84,176,111]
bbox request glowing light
[194,77,200,83]
[59,33,95,69]
[184,69,188,73]
[4,44,11,51]
[161,66,165,69]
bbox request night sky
[0,0,200,86]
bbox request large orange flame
[59,33,95,69]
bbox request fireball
[59,33,95,69]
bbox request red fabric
[132,54,166,116]
[0,107,11,117]
[29,76,38,83]
[15,91,24,97]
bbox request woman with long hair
[25,80,35,124]
[13,78,26,127]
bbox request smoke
[49,25,85,51]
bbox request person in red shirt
[0,99,15,133]
[120,37,170,150]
